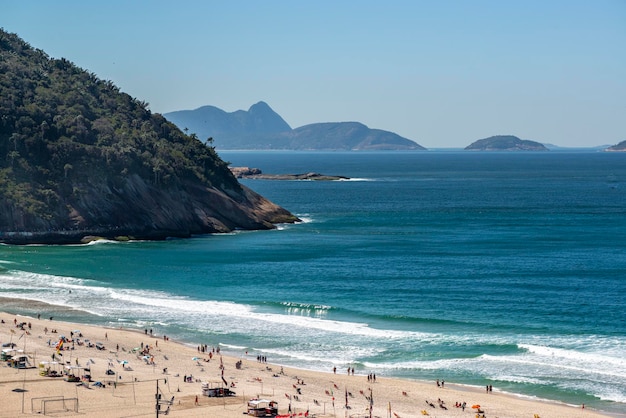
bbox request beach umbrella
[119,360,128,365]
[192,357,199,361]
[472,405,480,409]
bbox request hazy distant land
[166,103,623,151]
[165,102,425,150]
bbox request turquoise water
[1,151,625,414]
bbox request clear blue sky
[3,0,625,148]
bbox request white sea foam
[2,269,439,344]
[2,267,625,406]
[489,374,545,385]
[295,215,314,223]
[219,343,248,351]
[82,239,121,246]
[517,344,626,377]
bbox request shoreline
[0,301,621,418]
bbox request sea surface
[1,151,625,415]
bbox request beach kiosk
[1,347,17,361]
[247,399,278,417]
[201,381,236,397]
[39,361,62,377]
[7,352,32,368]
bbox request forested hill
[0,29,297,244]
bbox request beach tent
[8,354,32,368]
[39,361,61,377]
[247,399,278,417]
[1,348,17,360]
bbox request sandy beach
[0,310,614,418]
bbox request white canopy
[248,399,273,406]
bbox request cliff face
[0,174,297,244]
[0,29,298,244]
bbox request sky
[2,0,625,148]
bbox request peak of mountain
[0,29,297,244]
[248,100,273,114]
[164,105,423,150]
[465,135,548,151]
[165,101,291,141]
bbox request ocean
[1,151,625,415]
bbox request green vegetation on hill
[465,135,548,151]
[606,140,626,151]
[0,29,295,243]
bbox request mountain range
[164,102,425,150]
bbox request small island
[465,135,548,151]
[230,167,349,181]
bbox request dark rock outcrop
[230,167,348,181]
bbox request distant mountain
[544,143,611,151]
[278,122,424,150]
[165,101,291,140]
[164,103,424,150]
[465,135,548,151]
[605,140,626,152]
